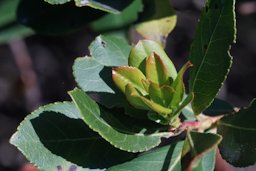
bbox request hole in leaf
[101,40,106,48]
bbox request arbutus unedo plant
[9,0,256,170]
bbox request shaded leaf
[10,102,134,170]
[129,40,177,80]
[108,141,184,171]
[203,98,234,116]
[0,24,34,44]
[90,0,143,32]
[73,35,131,107]
[217,99,256,167]
[134,0,177,46]
[0,0,19,27]
[188,0,236,114]
[69,89,171,152]
[17,0,106,34]
[182,131,222,171]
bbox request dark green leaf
[203,98,234,116]
[90,0,143,32]
[17,0,106,34]
[182,131,222,171]
[10,102,134,170]
[73,35,131,107]
[188,0,236,114]
[108,141,184,171]
[69,88,171,152]
[217,99,256,167]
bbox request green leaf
[108,141,184,171]
[0,25,34,44]
[0,0,19,27]
[74,0,133,14]
[129,40,177,80]
[146,53,169,85]
[125,84,150,111]
[188,0,236,114]
[112,66,147,95]
[170,61,192,109]
[182,131,222,171]
[90,0,143,32]
[10,102,134,170]
[148,82,174,107]
[17,0,106,34]
[69,88,171,152]
[203,98,234,116]
[217,99,256,167]
[73,35,131,107]
[134,0,177,46]
[44,0,70,5]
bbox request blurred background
[1,0,256,170]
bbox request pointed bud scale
[169,61,193,108]
[112,66,147,95]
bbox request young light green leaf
[69,89,171,152]
[0,0,19,27]
[170,61,193,109]
[108,141,184,171]
[129,40,177,79]
[146,52,169,85]
[182,131,222,171]
[217,99,256,167]
[112,66,147,95]
[10,102,134,170]
[125,84,150,111]
[188,0,236,114]
[148,82,174,107]
[90,0,143,32]
[134,0,177,46]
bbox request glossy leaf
[74,0,133,14]
[129,40,177,80]
[10,102,134,170]
[108,141,184,171]
[188,0,236,114]
[73,35,131,107]
[90,0,143,32]
[17,0,106,34]
[69,89,171,152]
[217,99,256,167]
[134,0,177,46]
[146,52,169,85]
[112,66,147,95]
[182,131,222,171]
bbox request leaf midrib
[191,6,224,90]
